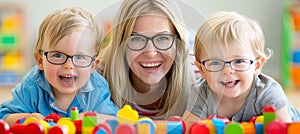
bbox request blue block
[166,121,183,134]
[212,118,226,134]
[96,128,108,134]
[293,49,300,63]
[106,118,118,134]
[255,123,263,134]
[138,119,155,134]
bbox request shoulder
[17,65,46,91]
[89,70,108,86]
[254,73,283,93]
[191,78,211,99]
[252,73,288,109]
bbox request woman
[100,0,195,119]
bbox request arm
[5,113,45,126]
[275,105,292,123]
[183,109,201,133]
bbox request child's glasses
[200,59,254,72]
[40,50,97,68]
[127,33,177,51]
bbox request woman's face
[126,14,177,85]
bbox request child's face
[196,43,264,99]
[38,29,99,94]
[125,14,176,85]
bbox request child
[0,7,118,126]
[184,11,300,124]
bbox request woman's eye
[130,36,144,42]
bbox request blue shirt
[0,65,118,120]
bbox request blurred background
[0,0,299,110]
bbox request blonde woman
[100,0,195,119]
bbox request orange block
[288,122,300,134]
[155,121,166,134]
[292,66,300,87]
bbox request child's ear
[194,60,206,79]
[36,56,44,70]
[90,57,100,73]
[254,57,265,76]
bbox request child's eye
[233,59,247,64]
[209,60,222,66]
[74,55,85,60]
[51,53,64,59]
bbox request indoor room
[0,0,299,133]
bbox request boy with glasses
[0,7,118,126]
[184,11,300,126]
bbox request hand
[25,113,45,120]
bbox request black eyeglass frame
[199,59,254,72]
[39,50,97,68]
[126,33,178,51]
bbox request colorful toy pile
[0,105,300,134]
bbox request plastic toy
[1,104,300,133]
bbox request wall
[0,0,284,84]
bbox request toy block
[0,120,9,134]
[117,105,139,125]
[39,119,51,134]
[189,122,209,134]
[16,118,25,124]
[137,123,151,134]
[93,123,112,134]
[255,123,263,134]
[166,121,183,134]
[255,115,264,124]
[115,123,136,134]
[83,112,98,127]
[71,107,79,121]
[82,127,94,134]
[265,120,287,134]
[201,120,216,134]
[45,113,62,123]
[25,122,44,134]
[240,122,255,134]
[10,124,26,134]
[225,122,243,134]
[168,116,186,133]
[288,122,300,134]
[155,120,166,134]
[212,118,226,134]
[48,125,68,134]
[137,118,155,134]
[23,117,39,125]
[73,120,82,134]
[57,118,76,134]
[95,128,108,134]
[263,105,276,133]
[106,118,118,134]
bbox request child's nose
[63,58,74,69]
[222,64,235,74]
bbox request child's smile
[59,74,77,87]
[220,80,240,88]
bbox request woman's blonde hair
[194,11,271,62]
[101,0,194,118]
[33,6,103,63]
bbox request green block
[2,36,15,45]
[82,116,97,127]
[225,122,243,134]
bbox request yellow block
[137,123,150,134]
